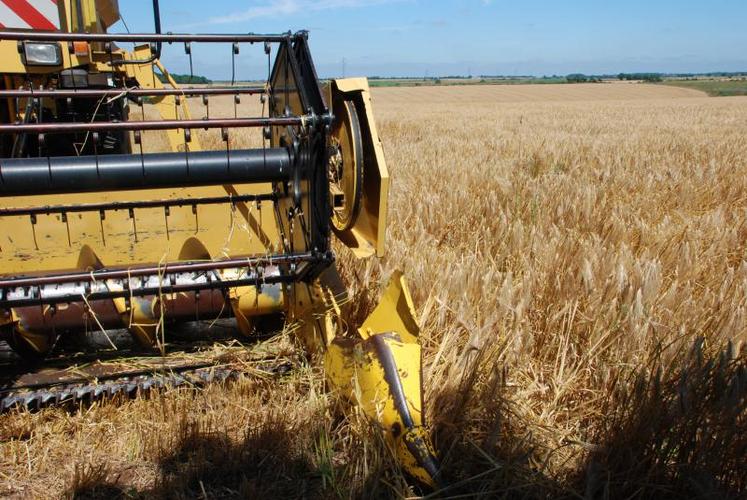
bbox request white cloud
[204,0,401,26]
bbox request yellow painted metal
[287,270,343,354]
[0,5,437,487]
[229,285,286,336]
[357,271,420,343]
[3,310,54,355]
[0,31,280,348]
[2,186,279,273]
[109,287,160,347]
[327,78,389,258]
[60,0,119,33]
[77,0,98,33]
[324,272,440,486]
[0,0,121,75]
[0,40,91,75]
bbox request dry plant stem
[1,84,745,499]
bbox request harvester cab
[0,0,440,487]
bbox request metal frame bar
[0,87,266,99]
[0,193,276,217]
[0,30,336,305]
[1,273,294,308]
[0,252,315,289]
[0,116,309,134]
[0,31,296,43]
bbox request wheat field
[1,84,745,498]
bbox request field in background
[1,84,745,498]
[368,77,569,87]
[370,81,705,104]
[660,78,747,97]
[367,76,747,101]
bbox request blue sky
[112,1,747,79]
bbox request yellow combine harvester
[0,0,439,487]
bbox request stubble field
[1,83,745,498]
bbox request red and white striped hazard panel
[0,0,60,30]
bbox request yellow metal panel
[1,183,279,274]
[329,78,389,258]
[358,270,419,342]
[324,272,439,486]
[79,0,99,33]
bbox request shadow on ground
[66,338,745,499]
[579,339,746,499]
[426,347,569,499]
[71,413,325,499]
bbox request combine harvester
[0,0,440,487]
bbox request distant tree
[566,73,589,83]
[617,73,662,82]
[157,73,211,84]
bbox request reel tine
[62,211,71,247]
[174,94,180,121]
[137,94,146,120]
[134,129,145,175]
[30,213,38,250]
[99,209,106,246]
[184,42,193,83]
[92,131,100,178]
[184,128,191,176]
[129,208,138,243]
[231,42,240,85]
[164,206,170,240]
[222,127,231,171]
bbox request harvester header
[0,0,440,488]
